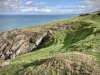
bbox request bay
[0,14,78,32]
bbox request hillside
[0,11,100,75]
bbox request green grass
[0,11,100,75]
[16,52,100,75]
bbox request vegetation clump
[17,52,100,75]
[79,13,89,16]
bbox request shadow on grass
[25,58,48,68]
[15,58,48,75]
[60,22,95,52]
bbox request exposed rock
[1,62,9,67]
[15,42,29,55]
[0,43,8,51]
[0,54,5,60]
[11,39,25,52]
[0,29,49,60]
[10,53,16,59]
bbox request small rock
[10,53,15,59]
[1,62,9,67]
[0,54,5,60]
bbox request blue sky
[0,0,100,14]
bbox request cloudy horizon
[0,0,100,14]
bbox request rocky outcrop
[0,20,73,60]
[0,29,48,60]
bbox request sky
[0,0,100,14]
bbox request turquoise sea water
[0,14,78,32]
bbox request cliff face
[0,29,48,60]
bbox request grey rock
[15,42,29,55]
[0,54,5,60]
[0,29,49,60]
[11,39,25,52]
[1,62,9,67]
[0,43,7,51]
[10,53,15,59]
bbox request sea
[0,14,78,32]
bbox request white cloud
[0,0,50,14]
[36,2,46,8]
[78,6,86,8]
[82,0,100,11]
[41,9,52,13]
[21,8,33,12]
[26,1,35,6]
[26,1,33,5]
[22,1,51,13]
[57,0,100,14]
[1,0,100,14]
[56,6,85,14]
[25,1,46,8]
[0,0,22,10]
[21,7,52,13]
[59,9,84,14]
[35,8,38,12]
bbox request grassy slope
[0,12,100,75]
